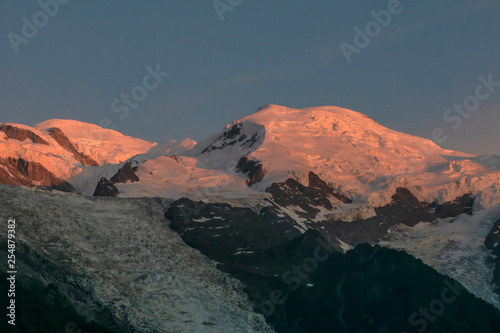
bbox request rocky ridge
[0,124,49,145]
[48,127,99,166]
[0,156,73,191]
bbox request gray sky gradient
[1,0,499,155]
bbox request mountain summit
[189,104,495,204]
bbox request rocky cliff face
[0,156,73,191]
[236,156,264,186]
[265,172,480,246]
[93,177,119,197]
[431,192,475,218]
[316,187,437,245]
[0,124,49,145]
[0,185,274,333]
[166,198,306,268]
[48,127,99,166]
[110,162,140,184]
[93,163,140,197]
[267,171,352,220]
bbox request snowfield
[0,185,274,333]
[115,105,500,207]
[380,205,500,309]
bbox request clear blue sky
[1,0,499,154]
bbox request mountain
[3,106,499,208]
[110,104,499,209]
[0,119,154,187]
[1,104,500,332]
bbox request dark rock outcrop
[485,218,500,295]
[373,188,437,226]
[201,123,243,154]
[267,172,351,219]
[266,175,476,246]
[0,124,49,145]
[0,157,73,190]
[166,198,305,267]
[93,177,119,197]
[317,188,437,245]
[48,127,99,166]
[168,155,180,163]
[485,219,500,250]
[427,192,475,218]
[166,198,500,333]
[38,182,75,193]
[307,172,352,203]
[200,122,265,155]
[236,156,265,186]
[110,162,139,184]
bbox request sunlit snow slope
[120,104,500,209]
[34,119,156,165]
[0,119,155,182]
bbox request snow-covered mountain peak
[0,119,155,184]
[179,138,197,149]
[181,105,499,206]
[241,105,450,157]
[34,119,156,165]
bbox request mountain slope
[111,105,500,214]
[0,185,273,333]
[187,104,498,206]
[0,119,155,188]
[34,119,156,165]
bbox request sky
[0,0,499,155]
